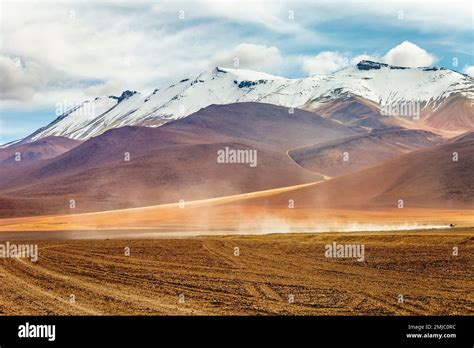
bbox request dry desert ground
[0,229,472,315]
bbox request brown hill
[313,94,474,137]
[448,130,474,143]
[0,102,355,188]
[165,102,358,151]
[0,103,356,217]
[247,139,474,209]
[423,94,474,132]
[0,142,322,217]
[310,96,389,132]
[0,136,81,166]
[288,128,443,177]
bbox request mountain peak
[355,60,412,71]
[211,66,284,81]
[356,60,388,70]
[355,60,465,75]
[214,67,228,74]
[109,90,138,103]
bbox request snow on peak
[15,62,474,144]
[214,66,284,81]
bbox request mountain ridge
[5,60,474,146]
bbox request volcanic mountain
[0,103,356,217]
[6,60,472,147]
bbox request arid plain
[0,184,473,315]
[0,230,472,315]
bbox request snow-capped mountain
[11,61,474,145]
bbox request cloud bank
[383,41,436,67]
[0,1,471,109]
[302,41,438,75]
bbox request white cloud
[0,2,300,108]
[302,42,437,76]
[0,0,469,110]
[0,55,44,102]
[382,41,436,67]
[302,51,349,75]
[0,2,231,107]
[302,51,381,75]
[211,43,282,71]
[463,66,474,77]
[190,1,297,34]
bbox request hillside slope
[0,103,355,217]
[289,128,443,176]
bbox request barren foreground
[0,229,472,315]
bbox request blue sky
[1,0,473,144]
